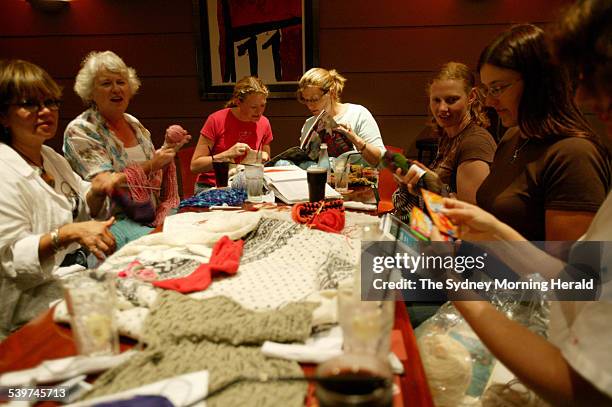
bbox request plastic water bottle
[318,143,331,183]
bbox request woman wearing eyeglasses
[427,3,612,404]
[475,24,610,244]
[0,59,117,339]
[190,76,273,193]
[297,68,385,166]
[64,51,190,248]
[393,62,497,220]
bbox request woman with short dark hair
[0,59,117,338]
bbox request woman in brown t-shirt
[476,24,610,241]
[393,62,497,221]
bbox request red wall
[0,0,578,156]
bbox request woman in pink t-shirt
[191,76,273,192]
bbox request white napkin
[262,326,344,364]
[343,201,377,211]
[66,369,209,407]
[0,352,135,386]
[261,327,405,374]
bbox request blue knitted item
[110,217,153,250]
[179,188,247,209]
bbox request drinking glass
[334,159,350,193]
[213,161,230,187]
[62,271,119,356]
[245,163,264,203]
[337,282,395,358]
[316,353,393,407]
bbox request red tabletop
[0,302,432,407]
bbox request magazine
[301,110,355,158]
[263,165,341,204]
[266,110,355,167]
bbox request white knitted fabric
[55,214,361,340]
[190,218,359,309]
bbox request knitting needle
[307,201,326,227]
[117,184,161,190]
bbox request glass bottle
[318,143,331,184]
[380,151,447,196]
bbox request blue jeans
[110,217,153,250]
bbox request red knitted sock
[152,236,244,293]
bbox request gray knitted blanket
[84,291,317,407]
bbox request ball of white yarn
[230,169,246,190]
[418,334,473,407]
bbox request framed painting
[193,0,319,99]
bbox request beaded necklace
[15,148,55,188]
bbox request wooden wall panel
[319,0,572,28]
[340,72,432,115]
[54,74,428,120]
[0,34,198,78]
[319,26,508,73]
[0,0,193,36]
[0,0,582,159]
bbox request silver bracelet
[50,228,61,253]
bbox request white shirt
[548,192,612,398]
[0,143,99,337]
[300,103,386,156]
[125,144,147,163]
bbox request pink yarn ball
[165,124,187,143]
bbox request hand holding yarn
[226,142,251,162]
[163,124,192,151]
[151,145,177,171]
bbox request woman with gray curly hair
[64,51,191,248]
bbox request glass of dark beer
[307,166,327,202]
[315,353,393,407]
[213,161,230,187]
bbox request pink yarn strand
[123,162,179,227]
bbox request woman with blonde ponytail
[297,67,386,166]
[393,62,497,220]
[191,76,273,192]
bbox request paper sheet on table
[66,370,209,407]
[0,352,136,386]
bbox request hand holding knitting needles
[221,142,252,161]
[91,171,127,197]
[150,145,178,171]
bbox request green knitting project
[83,292,318,407]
